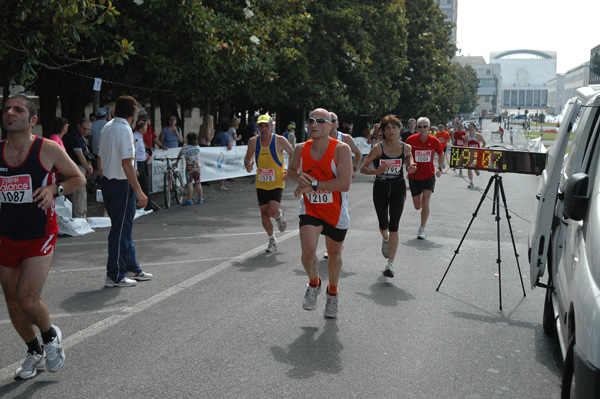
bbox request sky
[455,0,600,74]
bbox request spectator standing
[242,115,258,145]
[89,107,108,157]
[64,118,94,218]
[175,133,204,205]
[227,116,242,147]
[98,95,152,287]
[198,115,214,147]
[283,121,297,148]
[510,127,515,144]
[160,114,183,148]
[213,121,234,191]
[0,95,85,379]
[133,121,150,203]
[405,117,444,239]
[138,109,165,150]
[49,117,68,151]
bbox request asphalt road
[0,124,562,399]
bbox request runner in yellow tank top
[244,114,294,253]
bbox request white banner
[147,140,367,194]
[149,146,258,193]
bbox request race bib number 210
[306,190,333,204]
[0,174,34,204]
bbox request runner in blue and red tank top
[0,95,85,380]
[288,108,352,319]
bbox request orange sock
[328,284,338,295]
[309,276,320,288]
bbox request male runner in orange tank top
[287,108,352,318]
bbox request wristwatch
[311,180,319,191]
[56,184,65,196]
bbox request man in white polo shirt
[98,95,151,287]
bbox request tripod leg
[498,177,527,297]
[495,177,502,310]
[437,175,497,291]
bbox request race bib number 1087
[0,174,34,204]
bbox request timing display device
[450,147,547,175]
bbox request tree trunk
[37,69,59,138]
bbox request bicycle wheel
[173,171,184,205]
[163,171,172,209]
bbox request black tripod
[436,173,526,310]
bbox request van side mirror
[563,173,589,221]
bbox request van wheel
[561,336,576,399]
[542,276,555,337]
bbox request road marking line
[0,230,299,381]
[57,231,272,247]
[47,257,233,274]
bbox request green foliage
[2,0,468,130]
[0,0,133,84]
[455,64,479,114]
[394,0,458,124]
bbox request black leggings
[372,179,407,232]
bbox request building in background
[590,44,600,85]
[564,62,590,102]
[490,50,556,115]
[547,74,565,115]
[433,0,457,45]
[454,56,502,116]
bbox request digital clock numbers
[449,147,547,175]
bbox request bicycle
[154,157,184,208]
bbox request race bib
[415,150,432,163]
[0,174,34,204]
[381,159,403,176]
[306,190,333,204]
[468,142,479,148]
[456,139,464,146]
[258,168,275,182]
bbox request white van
[528,85,600,398]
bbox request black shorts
[256,188,283,206]
[299,214,347,243]
[409,175,436,197]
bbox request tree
[455,64,478,114]
[0,0,134,135]
[394,0,458,124]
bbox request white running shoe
[45,325,65,373]
[323,290,338,318]
[266,237,278,253]
[126,271,153,281]
[276,211,287,232]
[383,262,394,278]
[381,238,389,258]
[468,182,474,189]
[105,276,138,287]
[302,281,321,311]
[417,227,426,240]
[15,351,45,380]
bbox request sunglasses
[307,118,330,125]
[417,125,429,128]
[331,118,337,123]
